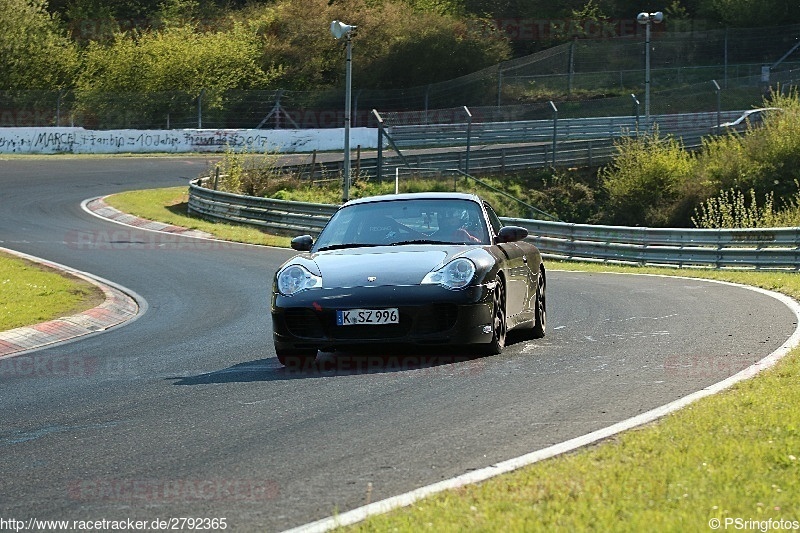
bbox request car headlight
[277,264,322,296]
[421,258,476,290]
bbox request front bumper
[271,283,495,352]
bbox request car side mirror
[496,225,528,243]
[291,235,314,251]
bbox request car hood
[307,246,461,288]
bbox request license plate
[336,308,399,326]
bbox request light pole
[636,11,663,123]
[330,20,356,203]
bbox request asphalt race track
[1,157,798,531]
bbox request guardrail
[187,180,800,270]
[505,218,800,270]
[251,126,717,182]
[188,180,337,235]
[247,110,744,181]
[385,111,743,148]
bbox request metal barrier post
[549,101,558,167]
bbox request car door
[484,202,529,317]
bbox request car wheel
[532,268,546,338]
[276,349,317,368]
[483,279,507,355]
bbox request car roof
[342,191,484,207]
[720,107,782,127]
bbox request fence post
[464,106,472,175]
[353,89,362,127]
[309,150,318,181]
[424,85,430,122]
[631,93,640,136]
[712,80,722,133]
[549,100,558,167]
[56,90,63,127]
[568,38,576,94]
[197,89,205,128]
[373,109,384,183]
[496,64,503,107]
[724,27,729,89]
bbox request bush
[693,183,800,228]
[212,146,288,198]
[599,129,700,227]
[596,91,800,228]
[74,24,277,127]
[536,170,602,223]
[695,95,800,202]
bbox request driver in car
[433,209,482,243]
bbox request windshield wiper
[390,239,453,246]
[316,243,380,251]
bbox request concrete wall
[0,127,378,155]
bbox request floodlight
[636,11,665,122]
[638,12,664,24]
[329,20,357,201]
[330,20,356,40]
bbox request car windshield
[314,198,490,251]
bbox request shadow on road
[168,349,492,385]
[168,332,535,386]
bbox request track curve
[1,157,797,531]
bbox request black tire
[483,279,507,355]
[532,267,546,339]
[276,349,317,368]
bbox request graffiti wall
[0,127,378,155]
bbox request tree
[241,0,511,91]
[0,0,78,91]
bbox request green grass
[100,188,800,531]
[343,355,800,531]
[104,187,292,248]
[0,252,103,331]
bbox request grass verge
[101,188,800,531]
[103,186,292,248]
[0,252,104,331]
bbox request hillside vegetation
[5,0,800,229]
[601,91,800,228]
[4,0,800,95]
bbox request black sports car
[271,192,546,366]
